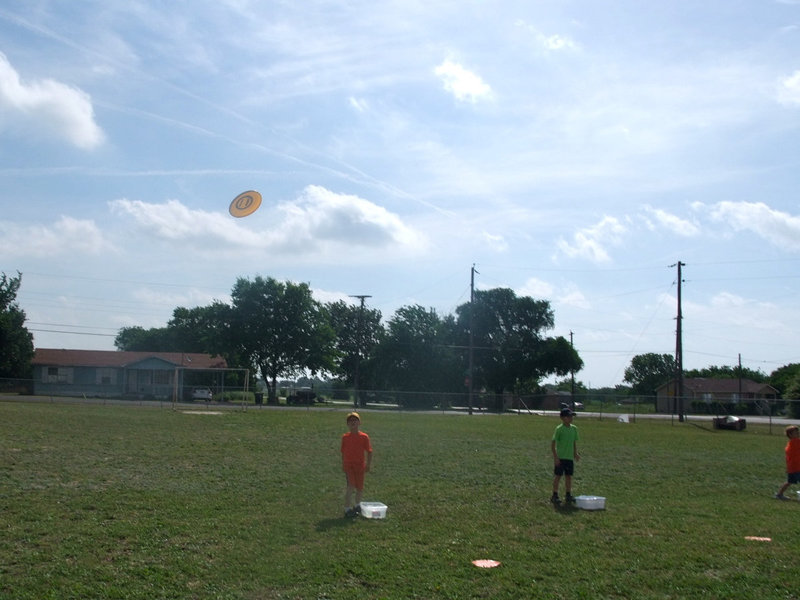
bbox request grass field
[1,402,798,599]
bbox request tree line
[3,271,799,410]
[114,275,583,407]
[619,351,800,408]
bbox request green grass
[1,403,798,599]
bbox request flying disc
[472,559,501,568]
[229,190,262,218]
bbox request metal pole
[350,295,371,409]
[468,265,477,415]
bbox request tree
[325,300,383,387]
[685,365,767,383]
[114,325,174,351]
[230,276,335,403]
[0,272,34,380]
[769,364,800,397]
[623,353,676,396]
[369,305,462,407]
[168,303,238,358]
[454,288,582,404]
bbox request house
[655,377,778,413]
[31,348,228,400]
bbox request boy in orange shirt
[341,412,373,517]
[775,425,800,500]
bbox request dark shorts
[554,459,575,477]
[787,472,800,485]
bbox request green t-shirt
[552,423,579,460]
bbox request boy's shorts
[344,463,366,490]
[787,471,800,485]
[554,459,575,477]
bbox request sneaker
[550,494,561,505]
[354,504,362,515]
[344,507,356,517]
[774,493,789,501]
[565,493,577,504]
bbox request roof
[657,377,777,395]
[32,348,227,369]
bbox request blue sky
[1,0,799,388]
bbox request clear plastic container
[575,495,606,510]
[359,502,388,518]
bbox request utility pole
[738,353,743,400]
[672,261,685,422]
[570,331,576,406]
[349,294,371,409]
[468,265,478,416]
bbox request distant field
[0,402,797,599]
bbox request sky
[1,0,799,389]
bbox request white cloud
[558,284,591,310]
[644,206,700,237]
[0,216,113,257]
[279,185,424,249]
[518,278,590,309]
[777,70,800,106]
[689,291,785,331]
[110,198,263,248]
[515,20,578,52]
[518,277,555,299]
[481,232,508,252]
[704,201,800,252]
[0,52,104,149]
[556,216,627,262]
[110,186,424,254]
[131,287,224,312]
[434,59,492,103]
[349,96,368,112]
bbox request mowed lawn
[1,402,798,599]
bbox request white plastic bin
[359,502,388,519]
[575,495,606,510]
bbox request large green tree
[230,276,335,403]
[168,303,237,358]
[114,325,173,351]
[623,353,676,396]
[769,364,800,397]
[369,305,462,407]
[685,364,766,382]
[455,288,582,403]
[325,299,383,387]
[0,272,34,380]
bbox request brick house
[31,348,227,400]
[655,377,778,413]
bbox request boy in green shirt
[551,408,580,505]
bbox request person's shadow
[315,517,358,532]
[552,502,579,514]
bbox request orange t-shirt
[786,437,800,473]
[341,431,372,465]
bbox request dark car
[286,388,317,405]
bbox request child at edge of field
[775,424,800,500]
[341,412,373,517]
[551,407,580,506]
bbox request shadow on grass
[315,517,360,532]
[552,503,580,515]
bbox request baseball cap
[560,408,575,417]
[346,412,360,421]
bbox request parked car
[191,387,213,401]
[286,387,317,405]
[560,401,584,411]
